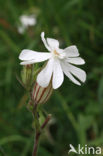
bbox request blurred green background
[0,0,103,156]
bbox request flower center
[53,50,60,56]
[53,50,66,59]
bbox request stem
[32,130,40,156]
[0,146,7,156]
[32,114,51,156]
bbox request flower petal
[41,32,51,51]
[52,59,64,89]
[61,61,81,85]
[37,58,54,88]
[66,63,86,82]
[64,45,79,57]
[20,15,36,26]
[19,49,51,62]
[18,25,26,34]
[47,38,59,50]
[20,60,37,65]
[66,57,85,65]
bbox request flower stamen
[53,50,59,56]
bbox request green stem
[32,103,51,156]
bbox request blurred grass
[0,0,103,156]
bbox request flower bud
[32,82,53,105]
[21,65,32,88]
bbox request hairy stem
[32,114,51,156]
[32,130,40,156]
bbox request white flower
[19,32,86,89]
[18,15,36,34]
[18,25,25,34]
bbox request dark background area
[0,0,103,155]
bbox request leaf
[0,135,27,146]
[98,77,103,105]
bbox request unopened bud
[32,82,53,105]
[21,65,32,88]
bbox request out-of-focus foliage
[0,0,103,155]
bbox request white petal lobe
[19,49,51,62]
[20,60,37,65]
[41,32,51,51]
[64,45,79,57]
[37,59,54,88]
[47,38,59,50]
[67,63,86,82]
[66,57,85,65]
[61,62,81,85]
[52,59,64,89]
